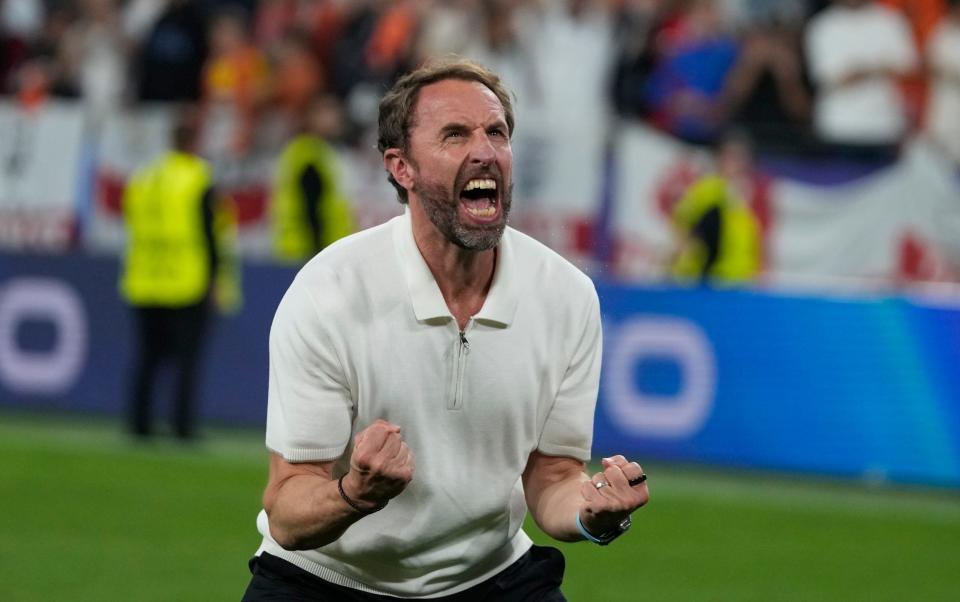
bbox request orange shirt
[273,51,323,113]
[204,45,271,108]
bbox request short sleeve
[265,275,354,462]
[537,283,602,462]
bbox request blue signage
[2,252,958,486]
[594,284,960,486]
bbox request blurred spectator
[253,0,298,48]
[925,0,960,166]
[415,0,475,59]
[0,0,44,93]
[878,0,948,122]
[59,0,129,124]
[365,0,419,76]
[301,0,345,85]
[202,5,271,156]
[669,132,763,284]
[11,4,78,108]
[461,0,542,119]
[610,0,665,120]
[270,27,324,120]
[717,3,814,154]
[531,0,616,131]
[122,0,169,43]
[135,0,209,102]
[805,0,918,153]
[642,0,741,145]
[328,0,386,100]
[271,94,353,263]
[328,0,419,142]
[119,108,240,441]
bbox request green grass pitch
[1,412,957,601]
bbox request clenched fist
[578,455,649,536]
[340,419,415,512]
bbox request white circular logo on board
[0,277,88,394]
[604,316,716,438]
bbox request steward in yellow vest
[119,111,239,440]
[272,95,353,262]
[121,151,216,306]
[670,174,762,284]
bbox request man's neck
[410,210,497,330]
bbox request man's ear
[384,148,415,192]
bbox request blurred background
[0,0,958,600]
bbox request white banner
[610,123,960,287]
[6,100,957,288]
[0,101,85,250]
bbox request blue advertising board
[593,283,960,486]
[1,252,958,485]
[0,252,294,426]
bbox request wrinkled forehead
[411,79,507,133]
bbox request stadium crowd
[1,0,958,163]
[1,0,958,286]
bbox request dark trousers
[241,546,567,601]
[128,302,209,439]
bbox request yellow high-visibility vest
[272,134,353,262]
[120,152,213,306]
[671,175,762,283]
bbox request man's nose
[468,131,497,165]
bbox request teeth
[464,205,497,218]
[464,179,497,191]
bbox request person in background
[120,108,240,441]
[924,0,960,167]
[242,58,650,601]
[134,0,209,102]
[0,0,44,93]
[717,2,813,155]
[201,5,270,157]
[58,0,128,125]
[271,93,352,263]
[878,0,948,124]
[670,131,763,284]
[269,27,324,125]
[642,0,741,145]
[805,0,918,155]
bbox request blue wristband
[575,512,605,544]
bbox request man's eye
[488,128,505,137]
[444,131,464,139]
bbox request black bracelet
[337,475,387,514]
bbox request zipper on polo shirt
[448,326,471,411]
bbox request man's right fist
[340,419,415,511]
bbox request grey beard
[415,180,512,251]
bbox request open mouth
[459,178,499,221]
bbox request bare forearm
[265,475,362,550]
[527,472,591,541]
[263,422,414,550]
[524,452,650,545]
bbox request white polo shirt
[255,210,602,598]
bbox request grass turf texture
[1,413,958,601]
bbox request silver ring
[594,480,608,490]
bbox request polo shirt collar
[393,209,518,327]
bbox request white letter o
[604,317,716,438]
[0,277,87,394]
